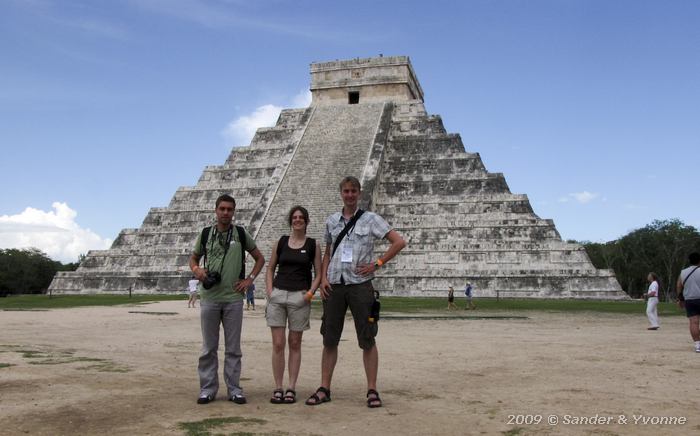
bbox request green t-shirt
[193,225,256,303]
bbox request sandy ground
[1,299,699,436]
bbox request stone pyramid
[50,56,626,299]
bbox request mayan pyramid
[50,56,626,299]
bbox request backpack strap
[236,225,246,280]
[200,226,212,268]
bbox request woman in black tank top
[264,206,322,404]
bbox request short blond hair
[339,176,361,191]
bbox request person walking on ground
[265,206,322,404]
[447,286,458,310]
[464,282,475,310]
[645,272,660,330]
[676,252,700,353]
[246,282,256,310]
[187,275,199,308]
[306,176,406,408]
[190,194,265,405]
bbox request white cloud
[571,191,599,204]
[221,89,312,148]
[222,104,282,147]
[291,89,312,108]
[0,202,112,263]
[558,191,600,204]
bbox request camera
[201,271,222,289]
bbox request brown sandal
[283,389,297,404]
[305,387,331,405]
[366,389,382,408]
[270,389,284,404]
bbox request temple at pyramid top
[310,56,424,105]
[50,55,626,299]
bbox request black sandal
[270,388,284,404]
[283,389,296,404]
[366,389,382,408]
[305,386,331,406]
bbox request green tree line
[0,248,80,296]
[580,219,700,300]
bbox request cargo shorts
[320,280,378,350]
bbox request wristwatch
[247,274,256,280]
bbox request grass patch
[367,297,686,316]
[0,294,184,310]
[0,363,14,368]
[128,311,178,315]
[383,315,528,320]
[178,416,267,436]
[1,345,130,372]
[29,356,104,365]
[0,294,685,316]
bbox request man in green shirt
[189,194,265,404]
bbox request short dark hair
[689,252,700,265]
[287,205,310,227]
[339,176,361,191]
[215,194,236,208]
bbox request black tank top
[273,236,315,291]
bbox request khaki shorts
[265,287,311,331]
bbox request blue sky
[1,0,699,263]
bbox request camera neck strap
[204,225,233,275]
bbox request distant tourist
[187,275,199,308]
[306,176,406,408]
[676,252,700,353]
[189,194,265,404]
[464,282,475,310]
[246,282,256,310]
[447,286,458,310]
[265,206,322,404]
[645,273,660,330]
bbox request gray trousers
[199,300,244,398]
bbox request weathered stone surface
[50,56,626,299]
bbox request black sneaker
[197,394,214,404]
[230,394,247,404]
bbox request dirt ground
[1,300,698,436]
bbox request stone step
[377,176,511,199]
[389,113,447,136]
[385,135,465,156]
[397,226,561,242]
[382,156,486,177]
